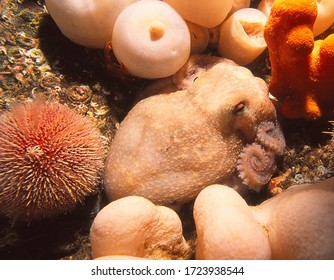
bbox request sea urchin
[0,100,105,221]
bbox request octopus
[103,55,285,206]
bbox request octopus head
[188,60,285,192]
[222,80,278,143]
[190,62,278,143]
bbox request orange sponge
[264,0,334,119]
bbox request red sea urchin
[0,100,105,221]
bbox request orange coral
[264,0,334,120]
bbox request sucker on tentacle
[256,121,285,156]
[236,121,285,192]
[237,144,276,192]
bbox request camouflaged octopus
[103,55,285,206]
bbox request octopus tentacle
[256,121,286,156]
[237,143,276,192]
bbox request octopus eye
[193,76,199,82]
[232,101,246,115]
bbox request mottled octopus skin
[103,57,283,206]
[264,0,334,119]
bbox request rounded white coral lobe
[194,184,271,259]
[45,0,137,48]
[112,0,191,79]
[90,196,189,259]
